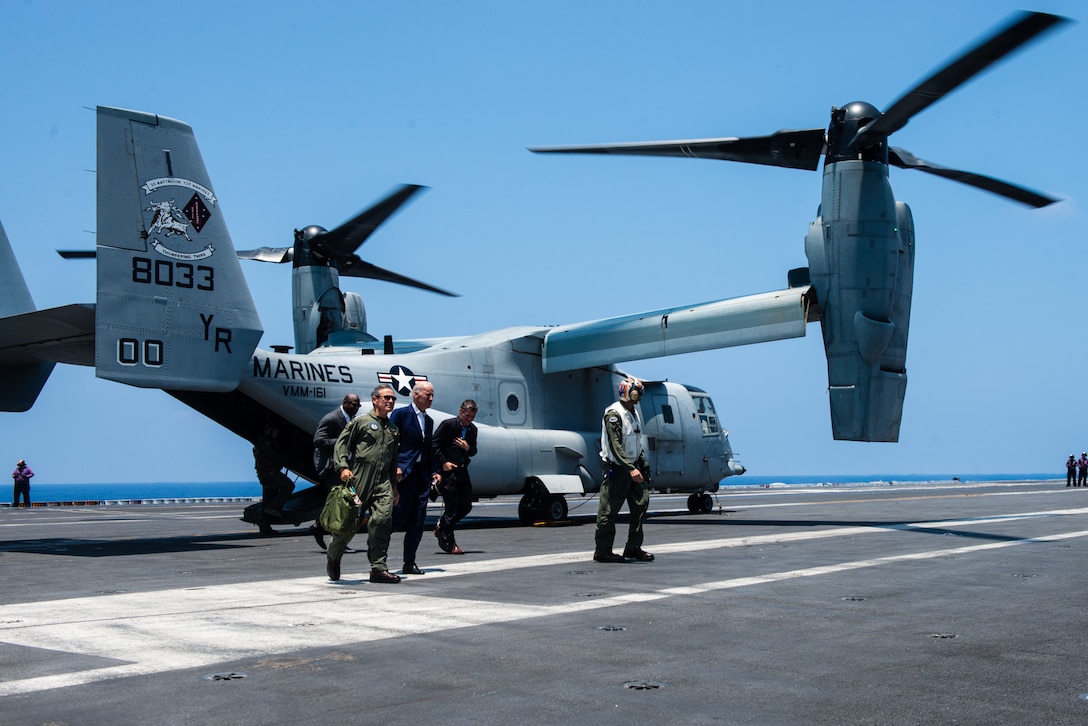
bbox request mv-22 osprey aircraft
[0,11,1067,527]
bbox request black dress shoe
[309,525,327,551]
[402,563,425,575]
[435,526,453,553]
[326,556,341,581]
[369,569,401,584]
[593,552,627,563]
[623,547,655,561]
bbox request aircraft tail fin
[0,219,55,411]
[95,107,263,390]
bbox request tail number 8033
[132,256,214,291]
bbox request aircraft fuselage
[236,333,741,505]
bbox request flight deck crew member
[1068,454,1078,487]
[432,399,479,555]
[327,384,402,584]
[253,423,296,536]
[11,459,33,508]
[309,393,362,550]
[594,378,654,563]
[390,382,441,575]
[1078,452,1087,487]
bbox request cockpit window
[692,394,720,436]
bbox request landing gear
[545,495,568,521]
[686,492,714,514]
[518,490,568,524]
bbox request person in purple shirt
[12,460,34,508]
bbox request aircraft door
[498,380,527,426]
[645,388,684,475]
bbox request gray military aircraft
[0,11,1066,528]
[0,107,754,524]
[532,10,1068,442]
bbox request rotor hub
[827,102,888,164]
[293,225,331,267]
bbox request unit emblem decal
[141,177,217,260]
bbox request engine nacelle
[343,292,366,335]
[805,161,914,441]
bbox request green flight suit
[594,401,649,556]
[328,409,400,571]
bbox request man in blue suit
[390,381,441,575]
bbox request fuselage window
[506,393,519,412]
[661,403,674,424]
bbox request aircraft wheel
[698,492,714,513]
[686,494,700,514]
[543,495,568,522]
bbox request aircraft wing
[0,304,94,412]
[0,304,96,367]
[542,287,811,373]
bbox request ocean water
[14,472,1060,504]
[22,481,261,503]
[731,473,1058,487]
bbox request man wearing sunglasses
[327,385,402,583]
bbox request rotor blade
[236,246,293,263]
[339,258,457,297]
[529,128,826,171]
[62,246,301,263]
[855,11,1069,147]
[889,147,1058,208]
[310,184,426,259]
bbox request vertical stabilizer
[95,107,262,390]
[0,219,54,410]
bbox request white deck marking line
[1,504,1085,697]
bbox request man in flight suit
[328,385,402,583]
[593,377,654,563]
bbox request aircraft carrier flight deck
[1,479,1086,725]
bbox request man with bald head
[390,381,441,575]
[309,393,362,550]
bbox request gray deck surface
[1,480,1086,725]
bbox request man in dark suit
[432,399,479,555]
[390,382,441,575]
[309,393,362,549]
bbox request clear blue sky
[0,1,1083,483]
